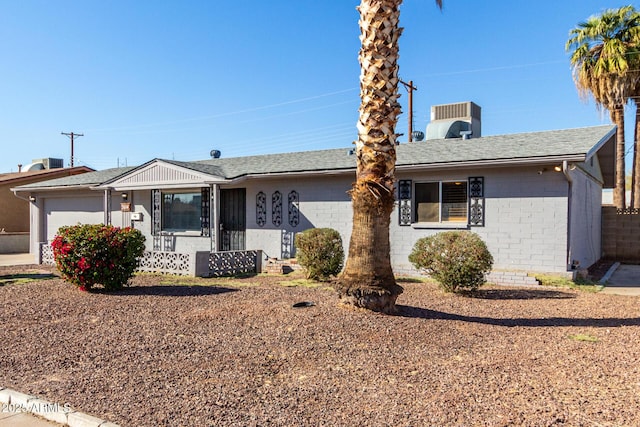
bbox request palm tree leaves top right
[566,5,640,209]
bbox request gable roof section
[98,159,226,190]
[12,125,616,191]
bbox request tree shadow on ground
[396,305,640,327]
[0,273,58,286]
[96,285,239,297]
[469,288,576,300]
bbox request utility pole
[61,132,84,167]
[400,79,417,142]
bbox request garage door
[44,196,104,241]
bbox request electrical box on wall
[130,212,143,221]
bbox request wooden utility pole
[61,132,84,167]
[400,79,417,142]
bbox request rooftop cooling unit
[425,101,481,140]
[31,158,64,169]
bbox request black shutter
[398,180,412,226]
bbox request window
[162,192,201,232]
[414,181,468,223]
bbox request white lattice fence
[40,243,55,266]
[40,245,193,276]
[137,251,192,276]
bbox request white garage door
[45,196,104,241]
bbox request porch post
[212,184,220,252]
[30,194,44,259]
[103,189,112,225]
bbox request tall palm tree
[335,0,442,313]
[625,20,640,208]
[567,6,640,209]
[630,69,640,208]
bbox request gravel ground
[1,265,640,427]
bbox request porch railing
[39,243,262,277]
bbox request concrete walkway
[600,263,640,296]
[0,387,118,427]
[0,409,61,426]
[0,253,36,266]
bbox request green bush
[295,228,344,281]
[52,224,146,291]
[408,231,493,293]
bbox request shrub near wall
[52,224,145,291]
[295,228,344,281]
[409,231,493,293]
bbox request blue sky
[0,1,637,172]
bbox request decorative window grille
[272,191,282,227]
[152,190,162,235]
[288,190,299,227]
[256,191,267,227]
[468,177,485,227]
[152,189,162,250]
[398,180,412,226]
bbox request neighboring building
[0,163,93,253]
[12,118,616,279]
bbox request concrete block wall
[391,166,570,275]
[245,176,353,260]
[602,207,640,262]
[0,232,29,253]
[567,167,602,269]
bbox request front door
[219,188,246,251]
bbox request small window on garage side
[415,181,468,223]
[162,192,201,232]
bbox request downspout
[561,161,573,272]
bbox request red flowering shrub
[52,224,146,291]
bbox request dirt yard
[1,265,639,426]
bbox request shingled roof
[13,125,616,191]
[13,167,136,190]
[163,125,615,178]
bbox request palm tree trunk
[633,101,640,209]
[612,107,627,208]
[335,0,404,313]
